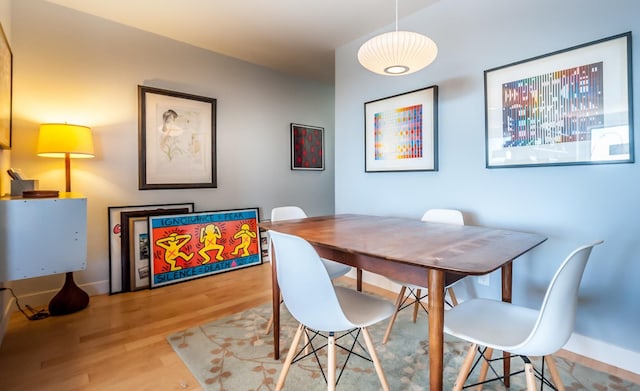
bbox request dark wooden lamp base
[48,272,89,316]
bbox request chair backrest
[514,240,603,356]
[269,230,356,332]
[271,206,307,221]
[421,208,464,225]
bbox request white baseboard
[7,279,110,309]
[356,270,640,376]
[564,333,640,375]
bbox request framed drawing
[148,208,262,288]
[291,123,324,170]
[120,207,190,291]
[138,85,217,189]
[0,22,12,149]
[485,32,633,168]
[129,217,151,291]
[364,86,438,172]
[107,202,194,294]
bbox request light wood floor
[1,263,638,390]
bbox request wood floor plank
[1,262,638,390]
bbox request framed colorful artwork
[148,207,262,288]
[364,86,438,172]
[0,22,12,149]
[485,32,633,168]
[107,202,194,294]
[120,207,191,291]
[291,123,325,170]
[138,85,217,189]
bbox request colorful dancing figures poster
[148,208,261,288]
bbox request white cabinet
[0,193,87,282]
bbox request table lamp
[37,123,94,315]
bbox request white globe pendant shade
[357,30,438,76]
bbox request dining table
[259,214,547,390]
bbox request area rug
[167,303,639,390]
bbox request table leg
[501,262,513,387]
[427,269,445,391]
[356,268,363,292]
[271,245,281,360]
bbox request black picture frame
[107,202,194,294]
[291,123,325,170]
[364,86,438,172]
[138,85,217,189]
[120,207,191,292]
[485,32,633,168]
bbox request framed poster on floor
[107,202,194,294]
[148,207,262,288]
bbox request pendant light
[357,0,437,76]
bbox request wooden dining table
[259,214,547,390]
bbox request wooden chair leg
[545,355,566,391]
[361,327,390,391]
[382,286,406,344]
[524,362,537,391]
[475,347,493,391]
[412,288,421,323]
[453,343,477,391]
[276,323,304,391]
[447,286,459,306]
[327,332,336,391]
[264,313,274,335]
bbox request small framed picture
[485,32,633,168]
[364,86,438,172]
[291,123,325,170]
[129,217,151,291]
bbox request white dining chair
[269,230,395,391]
[444,240,603,391]
[382,208,465,344]
[264,206,352,335]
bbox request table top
[260,214,547,275]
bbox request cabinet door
[0,197,87,281]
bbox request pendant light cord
[395,0,399,32]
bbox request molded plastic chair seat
[270,230,394,391]
[443,240,603,391]
[265,206,351,335]
[445,299,539,351]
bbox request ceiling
[43,0,440,84]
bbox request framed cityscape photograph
[485,32,633,168]
[364,86,438,172]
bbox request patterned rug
[167,303,639,390]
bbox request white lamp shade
[357,31,438,76]
[37,123,95,158]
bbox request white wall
[336,0,639,373]
[4,0,334,304]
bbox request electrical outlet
[477,274,490,286]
